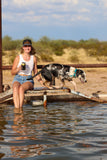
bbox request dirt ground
[2,48,107,98]
[3,68,107,97]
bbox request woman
[11,39,44,108]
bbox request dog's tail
[27,70,42,80]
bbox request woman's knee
[19,86,25,94]
[13,84,20,93]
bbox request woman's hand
[11,56,21,75]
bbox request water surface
[0,102,107,160]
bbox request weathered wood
[0,0,2,93]
[26,87,106,103]
[26,87,70,94]
[70,90,106,103]
[0,89,13,103]
[2,63,107,70]
[0,87,106,104]
[91,93,107,101]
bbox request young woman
[11,39,44,108]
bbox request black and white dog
[28,63,87,90]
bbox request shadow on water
[0,101,107,160]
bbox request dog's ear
[76,69,81,77]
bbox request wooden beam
[0,89,13,103]
[2,63,107,70]
[0,87,106,104]
[0,0,2,93]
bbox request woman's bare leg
[19,82,33,108]
[13,82,21,108]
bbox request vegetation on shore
[2,35,107,65]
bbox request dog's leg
[50,76,55,86]
[52,78,65,89]
[54,78,65,89]
[44,81,54,89]
[60,81,65,89]
[71,80,77,91]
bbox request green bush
[69,55,79,63]
[2,35,22,50]
[2,51,6,56]
[54,50,64,56]
[2,35,107,59]
[40,53,54,62]
[9,50,17,64]
[87,49,97,57]
[96,56,107,62]
[50,40,64,56]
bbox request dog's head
[2,84,10,92]
[76,69,87,83]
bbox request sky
[2,0,107,41]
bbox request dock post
[0,0,2,93]
[43,91,47,109]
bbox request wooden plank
[70,90,106,103]
[26,87,106,103]
[26,87,70,94]
[91,93,107,101]
[2,63,107,70]
[0,87,106,104]
[0,89,13,103]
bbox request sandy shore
[3,68,107,97]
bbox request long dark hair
[21,46,36,55]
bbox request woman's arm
[33,56,44,86]
[11,55,21,75]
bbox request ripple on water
[0,102,107,160]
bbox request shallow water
[0,101,107,160]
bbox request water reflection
[10,108,48,158]
[0,106,7,159]
[0,102,107,159]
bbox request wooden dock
[0,87,107,107]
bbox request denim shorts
[12,74,34,85]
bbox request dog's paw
[48,86,54,89]
[54,86,61,89]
